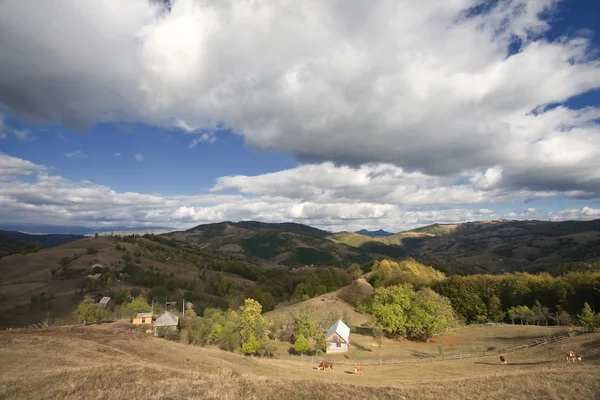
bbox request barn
[326,320,350,353]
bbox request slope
[0,230,84,258]
[164,221,370,267]
[1,326,599,400]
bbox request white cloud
[0,0,598,198]
[65,150,87,160]
[0,153,599,232]
[115,152,121,157]
[134,153,144,162]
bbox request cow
[354,365,365,375]
[317,362,334,371]
[566,351,582,362]
[499,355,507,365]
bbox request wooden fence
[271,330,584,366]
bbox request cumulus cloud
[65,150,87,160]
[0,0,599,198]
[0,153,598,232]
[134,153,144,162]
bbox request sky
[0,0,600,233]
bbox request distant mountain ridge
[0,230,85,258]
[0,223,174,235]
[355,229,394,237]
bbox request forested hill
[0,230,84,258]
[328,219,600,274]
[162,221,369,267]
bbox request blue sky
[0,0,599,232]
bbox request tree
[348,263,363,280]
[487,295,504,322]
[373,326,384,348]
[293,333,310,354]
[75,299,103,325]
[406,288,457,341]
[185,308,197,317]
[241,333,261,355]
[123,296,151,317]
[239,299,267,353]
[532,301,550,326]
[106,276,114,286]
[371,284,412,337]
[578,302,596,332]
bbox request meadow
[1,324,599,400]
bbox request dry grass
[264,286,373,327]
[1,325,599,400]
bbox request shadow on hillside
[474,361,553,366]
[350,341,372,352]
[486,333,571,342]
[580,338,600,361]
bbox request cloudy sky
[1,0,600,233]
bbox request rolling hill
[164,221,371,267]
[0,230,84,258]
[328,219,600,274]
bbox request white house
[325,320,350,353]
[153,311,180,336]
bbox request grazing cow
[499,355,507,365]
[317,362,334,371]
[566,351,582,362]
[354,365,365,375]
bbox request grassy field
[1,325,599,400]
[264,283,373,328]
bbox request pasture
[1,324,599,400]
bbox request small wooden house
[132,312,154,325]
[326,320,350,353]
[153,311,179,336]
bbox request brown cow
[566,351,582,362]
[499,355,507,365]
[317,362,334,371]
[354,365,365,375]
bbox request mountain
[0,223,174,235]
[0,230,84,258]
[355,229,394,237]
[164,221,366,267]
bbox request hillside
[164,221,370,267]
[0,230,84,258]
[0,230,357,328]
[329,219,600,274]
[401,219,600,274]
[264,279,373,328]
[1,325,599,400]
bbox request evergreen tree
[578,302,596,332]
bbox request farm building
[98,297,114,309]
[153,311,179,336]
[326,320,350,353]
[132,312,154,325]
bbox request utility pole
[182,299,185,315]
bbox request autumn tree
[239,298,268,355]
